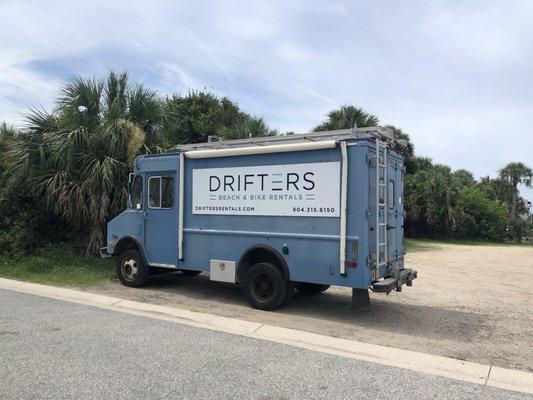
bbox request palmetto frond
[58,76,103,132]
[25,106,60,134]
[127,85,161,133]
[314,106,379,131]
[104,71,129,122]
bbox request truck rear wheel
[117,250,150,287]
[296,283,330,295]
[243,262,288,311]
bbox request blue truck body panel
[106,137,406,290]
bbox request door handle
[386,225,396,230]
[143,211,148,220]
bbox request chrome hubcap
[122,258,138,281]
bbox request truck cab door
[144,173,178,268]
[127,173,146,245]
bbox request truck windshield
[131,175,143,210]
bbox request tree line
[0,71,531,256]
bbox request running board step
[371,268,417,294]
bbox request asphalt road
[0,289,529,400]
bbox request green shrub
[455,187,508,241]
[508,218,530,242]
[404,164,463,238]
[0,181,69,257]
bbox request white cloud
[158,63,206,93]
[0,62,61,123]
[421,2,533,64]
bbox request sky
[1,0,532,202]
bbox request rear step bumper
[371,268,417,294]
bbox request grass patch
[404,238,440,251]
[405,237,533,249]
[0,244,115,286]
[436,239,533,247]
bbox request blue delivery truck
[101,127,417,310]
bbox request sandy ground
[89,243,533,371]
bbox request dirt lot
[89,243,533,371]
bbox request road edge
[1,277,531,395]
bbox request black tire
[243,262,288,311]
[296,283,330,295]
[117,250,150,287]
[180,269,202,277]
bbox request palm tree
[313,106,379,131]
[452,169,476,187]
[9,72,162,253]
[404,163,463,237]
[499,162,533,237]
[386,125,415,174]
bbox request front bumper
[371,268,417,294]
[100,247,112,259]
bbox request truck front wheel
[117,250,150,287]
[243,263,288,311]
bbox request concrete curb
[1,277,531,395]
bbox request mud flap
[351,288,370,310]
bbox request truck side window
[149,177,161,209]
[388,180,395,209]
[132,175,143,210]
[148,176,174,209]
[161,176,174,208]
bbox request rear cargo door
[387,157,403,262]
[396,161,405,257]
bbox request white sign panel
[192,162,340,217]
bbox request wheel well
[114,237,150,264]
[237,245,290,283]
